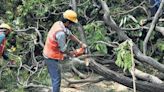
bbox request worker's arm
[69,34,87,48]
[65,28,87,48]
[56,31,67,53]
[55,31,74,57]
[65,28,82,45]
[68,34,81,44]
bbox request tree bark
[89,60,164,92]
[143,0,164,55]
[134,69,163,84]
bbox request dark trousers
[45,58,61,92]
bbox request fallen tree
[89,59,164,92]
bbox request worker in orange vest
[0,23,15,64]
[43,10,86,92]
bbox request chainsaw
[69,47,89,66]
[72,47,85,57]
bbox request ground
[60,79,133,92]
[0,79,133,92]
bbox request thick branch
[121,26,164,36]
[89,60,164,92]
[71,64,87,79]
[134,69,163,84]
[69,0,77,11]
[112,1,148,16]
[63,77,105,84]
[15,27,44,48]
[143,0,164,55]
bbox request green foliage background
[0,0,163,91]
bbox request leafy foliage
[84,21,108,54]
[115,39,133,71]
[156,40,164,51]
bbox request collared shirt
[55,21,72,52]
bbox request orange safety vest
[0,39,6,57]
[43,21,66,60]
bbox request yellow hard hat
[0,23,12,31]
[63,10,78,23]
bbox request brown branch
[16,54,39,86]
[69,0,77,11]
[63,77,105,85]
[155,26,164,36]
[89,59,164,92]
[0,62,8,79]
[134,69,163,84]
[112,1,148,16]
[17,58,23,85]
[121,26,164,36]
[94,57,163,84]
[143,0,164,55]
[15,27,44,48]
[71,64,87,79]
[24,83,51,89]
[95,41,118,48]
[69,0,87,44]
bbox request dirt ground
[60,79,133,92]
[0,71,133,92]
[0,79,133,92]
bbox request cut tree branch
[89,59,164,92]
[15,27,44,48]
[112,1,148,16]
[134,69,163,84]
[121,26,164,36]
[63,77,105,84]
[143,0,164,55]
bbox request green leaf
[115,40,133,72]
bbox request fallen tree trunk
[89,60,164,92]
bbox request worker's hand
[63,54,70,60]
[80,42,87,48]
[68,51,75,57]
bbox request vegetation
[0,0,164,92]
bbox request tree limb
[63,77,105,85]
[89,59,164,92]
[112,1,148,16]
[15,27,44,48]
[143,0,164,55]
[134,69,163,84]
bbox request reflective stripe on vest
[43,21,65,60]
